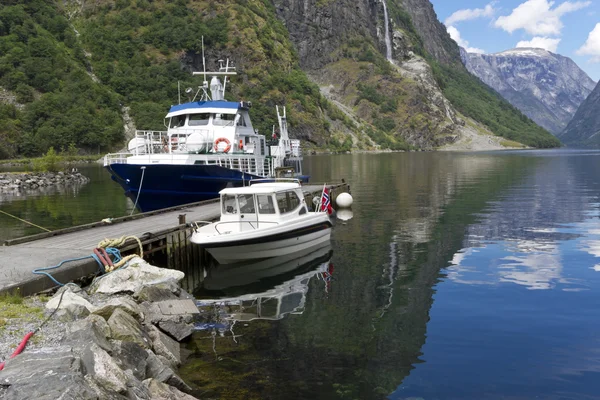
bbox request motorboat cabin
[191,180,332,264]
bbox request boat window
[238,194,255,214]
[222,194,237,214]
[213,113,236,126]
[188,113,210,126]
[257,195,276,214]
[170,115,186,128]
[276,191,301,214]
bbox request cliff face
[461,48,596,134]
[559,81,600,146]
[272,0,471,149]
[272,0,380,70]
[396,0,461,66]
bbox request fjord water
[2,150,600,398]
[0,164,134,241]
[181,150,600,400]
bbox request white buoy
[336,209,353,221]
[336,192,353,208]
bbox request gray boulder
[0,346,97,400]
[93,295,144,321]
[89,258,184,295]
[81,343,128,394]
[107,308,151,349]
[143,378,197,400]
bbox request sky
[429,0,600,81]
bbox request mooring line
[130,166,146,216]
[0,209,51,232]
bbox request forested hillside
[0,1,123,158]
[0,0,333,158]
[0,0,560,160]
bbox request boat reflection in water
[193,242,333,328]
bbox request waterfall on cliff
[382,0,393,61]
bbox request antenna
[202,36,207,86]
[222,59,229,97]
[178,81,181,104]
[191,37,237,101]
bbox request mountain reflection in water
[5,152,600,399]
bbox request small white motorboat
[190,180,332,264]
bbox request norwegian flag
[320,186,333,215]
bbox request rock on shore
[0,171,89,191]
[0,258,201,400]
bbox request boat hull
[192,213,333,265]
[207,226,332,264]
[106,163,262,212]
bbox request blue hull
[107,163,263,212]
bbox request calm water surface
[2,150,600,399]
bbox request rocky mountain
[559,81,600,146]
[0,0,560,159]
[272,0,558,149]
[461,47,596,134]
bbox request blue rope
[104,247,123,264]
[32,252,109,287]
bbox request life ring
[214,137,231,153]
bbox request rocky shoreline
[0,258,201,400]
[0,171,89,191]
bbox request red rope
[0,331,34,371]
[93,247,113,269]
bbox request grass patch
[500,139,527,148]
[0,291,24,305]
[0,154,100,168]
[0,292,45,332]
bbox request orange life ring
[214,137,231,153]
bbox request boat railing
[249,178,301,185]
[191,221,213,233]
[103,153,132,166]
[212,156,272,177]
[167,129,214,154]
[213,220,279,235]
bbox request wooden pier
[0,183,349,296]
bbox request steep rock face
[461,47,596,134]
[273,0,470,149]
[396,0,461,66]
[272,0,380,70]
[559,81,600,146]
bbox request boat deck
[0,184,347,296]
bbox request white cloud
[516,36,561,52]
[447,26,485,54]
[576,23,600,62]
[494,0,591,36]
[445,3,495,26]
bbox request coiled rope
[97,235,144,272]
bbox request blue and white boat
[104,59,306,212]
